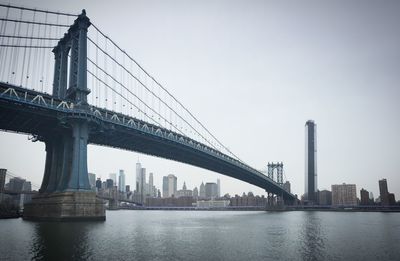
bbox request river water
[0,210,399,260]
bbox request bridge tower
[23,10,105,221]
[266,162,284,206]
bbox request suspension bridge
[0,4,296,220]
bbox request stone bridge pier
[23,10,105,221]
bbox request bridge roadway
[0,82,296,201]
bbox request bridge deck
[0,82,296,201]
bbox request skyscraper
[162,176,169,198]
[118,169,125,192]
[167,174,177,197]
[149,172,154,196]
[217,179,221,198]
[193,187,199,199]
[305,120,317,202]
[205,182,218,199]
[379,179,389,205]
[199,182,205,198]
[139,168,146,202]
[360,188,370,205]
[0,168,6,193]
[109,173,117,186]
[283,181,291,193]
[95,178,102,190]
[136,162,141,193]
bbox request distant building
[305,120,317,203]
[283,181,291,193]
[196,199,230,208]
[199,182,205,198]
[148,172,155,197]
[388,193,396,205]
[369,192,374,201]
[230,193,267,207]
[378,179,395,206]
[331,183,357,206]
[162,176,169,198]
[0,168,6,193]
[125,185,130,193]
[109,173,117,185]
[193,187,199,199]
[135,164,146,203]
[118,170,126,192]
[317,190,332,205]
[217,179,221,197]
[167,174,177,197]
[89,173,96,189]
[360,188,370,205]
[95,178,102,190]
[146,196,194,207]
[9,177,25,192]
[20,181,32,209]
[136,162,142,194]
[205,182,218,199]
[379,179,389,205]
[176,182,192,198]
[8,177,25,207]
[135,162,147,203]
[106,179,114,189]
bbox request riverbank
[116,205,400,212]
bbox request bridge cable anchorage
[89,24,244,162]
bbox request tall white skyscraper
[140,168,146,196]
[136,162,141,193]
[162,176,169,198]
[118,169,125,192]
[149,172,154,197]
[305,120,317,202]
[199,182,205,198]
[167,174,177,197]
[217,179,221,197]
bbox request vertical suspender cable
[6,10,18,82]
[25,11,36,87]
[40,13,48,92]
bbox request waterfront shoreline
[116,206,400,212]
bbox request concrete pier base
[23,191,105,221]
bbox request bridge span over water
[0,4,295,220]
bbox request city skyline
[0,0,399,199]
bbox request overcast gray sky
[1,0,399,199]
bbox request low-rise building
[331,183,357,206]
[196,199,230,208]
